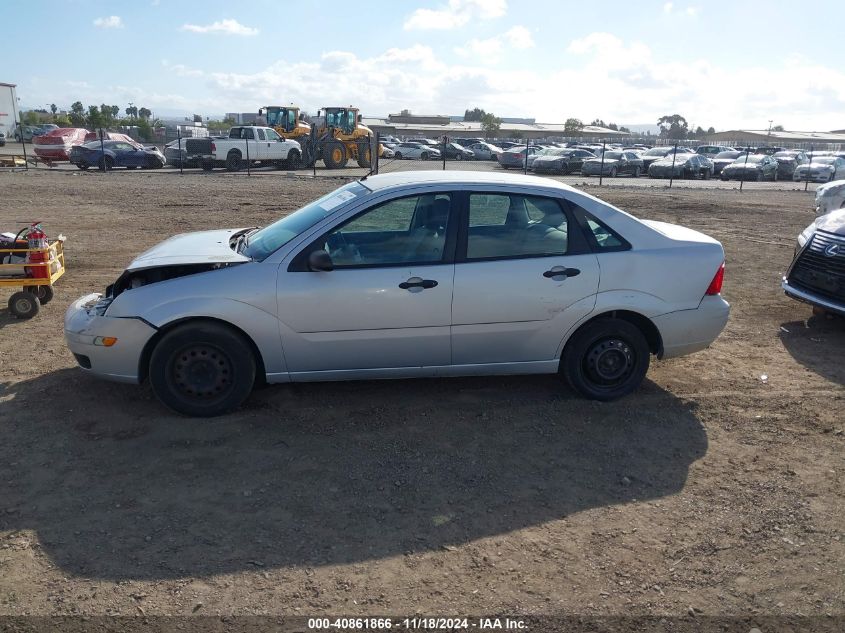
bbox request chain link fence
[1,125,839,193]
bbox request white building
[0,82,18,138]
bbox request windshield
[715,151,741,159]
[603,151,624,160]
[813,157,836,164]
[734,155,763,163]
[644,148,670,156]
[243,182,370,261]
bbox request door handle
[543,267,580,279]
[399,277,438,290]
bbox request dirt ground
[0,170,843,621]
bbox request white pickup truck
[200,126,302,171]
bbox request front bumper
[782,279,845,317]
[794,172,832,183]
[64,293,158,383]
[653,295,731,359]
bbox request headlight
[797,223,815,248]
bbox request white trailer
[0,82,18,139]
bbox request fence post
[177,128,183,175]
[599,140,606,186]
[15,114,29,170]
[442,135,447,171]
[313,128,317,177]
[805,146,813,192]
[669,143,678,188]
[740,148,749,192]
[524,136,529,174]
[99,128,106,172]
[244,132,251,176]
[374,132,379,175]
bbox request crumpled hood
[126,228,252,271]
[816,180,845,198]
[812,209,845,236]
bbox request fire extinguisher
[25,222,49,280]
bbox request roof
[360,169,576,193]
[705,129,845,143]
[361,117,629,137]
[0,82,16,88]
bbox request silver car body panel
[65,171,729,386]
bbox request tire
[226,150,243,172]
[323,141,348,169]
[562,318,650,401]
[126,165,137,170]
[456,153,463,161]
[356,141,372,168]
[26,285,53,304]
[149,321,257,417]
[632,167,640,178]
[609,167,617,177]
[702,168,711,180]
[8,291,39,319]
[421,152,429,161]
[201,160,214,171]
[146,156,163,169]
[394,152,403,159]
[755,172,762,182]
[76,161,89,171]
[720,173,729,181]
[98,156,113,171]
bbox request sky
[4,0,845,131]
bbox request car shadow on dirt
[0,368,707,581]
[779,314,845,386]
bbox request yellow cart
[0,239,66,319]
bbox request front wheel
[632,167,641,178]
[226,151,243,172]
[421,152,429,160]
[98,156,114,171]
[562,318,650,401]
[76,161,89,171]
[149,321,257,417]
[394,152,403,159]
[609,167,617,177]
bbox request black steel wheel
[26,285,53,304]
[562,318,650,401]
[8,291,40,319]
[226,151,243,172]
[149,321,256,417]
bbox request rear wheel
[149,322,257,417]
[755,172,762,182]
[562,318,650,401]
[201,160,214,171]
[420,152,429,160]
[98,156,114,171]
[76,161,89,170]
[394,151,403,159]
[8,291,39,319]
[632,166,641,178]
[26,285,53,304]
[146,156,163,169]
[609,167,617,177]
[226,151,243,172]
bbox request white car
[65,172,729,417]
[815,180,845,216]
[468,142,503,161]
[393,142,441,160]
[793,156,845,183]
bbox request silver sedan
[66,172,730,416]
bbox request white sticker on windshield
[319,190,356,212]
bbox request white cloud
[162,60,204,77]
[404,0,507,30]
[663,2,673,12]
[686,6,700,16]
[504,26,534,49]
[181,19,258,36]
[93,16,123,29]
[455,25,533,62]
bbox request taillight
[705,262,725,296]
[210,141,216,151]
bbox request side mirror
[308,249,334,272]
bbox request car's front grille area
[788,231,845,301]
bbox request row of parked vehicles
[379,135,845,183]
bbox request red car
[32,128,90,162]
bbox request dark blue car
[69,140,166,170]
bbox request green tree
[480,112,502,139]
[564,118,584,134]
[126,105,138,118]
[772,124,785,132]
[54,114,71,127]
[111,105,120,119]
[22,110,40,125]
[87,105,103,129]
[464,107,487,122]
[590,118,606,127]
[50,103,57,119]
[138,107,152,119]
[69,101,86,127]
[707,126,715,135]
[657,114,689,139]
[137,117,154,141]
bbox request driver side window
[322,194,452,267]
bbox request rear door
[450,191,600,365]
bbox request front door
[277,192,456,375]
[451,192,600,365]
